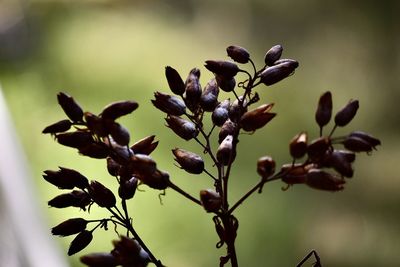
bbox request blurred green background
[1,0,399,266]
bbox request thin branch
[168,180,202,206]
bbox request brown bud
[259,61,298,86]
[342,136,373,153]
[48,190,91,210]
[273,59,299,66]
[226,45,250,64]
[349,131,381,149]
[326,150,354,178]
[217,135,234,166]
[138,169,170,190]
[84,112,108,137]
[306,169,345,191]
[216,74,236,92]
[307,137,331,160]
[257,156,276,178]
[68,230,93,256]
[280,163,310,185]
[89,181,116,208]
[112,236,149,266]
[56,131,94,149]
[334,99,359,127]
[107,157,120,176]
[79,143,109,159]
[204,60,240,78]
[239,103,275,132]
[172,148,204,174]
[57,92,84,122]
[200,79,219,111]
[118,177,138,200]
[43,167,89,190]
[184,68,202,112]
[165,115,198,140]
[212,99,230,126]
[106,140,133,165]
[107,121,130,146]
[289,132,308,159]
[264,45,283,66]
[315,91,332,128]
[165,66,185,95]
[130,135,158,155]
[152,92,186,116]
[200,189,222,213]
[101,100,138,121]
[229,96,247,122]
[52,218,88,237]
[218,119,238,143]
[42,119,72,134]
[130,154,157,176]
[80,253,119,267]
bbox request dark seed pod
[273,58,299,66]
[200,79,220,111]
[257,156,276,178]
[327,150,354,178]
[152,92,186,116]
[172,148,204,174]
[130,154,157,176]
[84,112,108,137]
[165,115,198,141]
[259,61,298,86]
[57,92,84,122]
[342,136,373,153]
[42,119,72,134]
[130,135,158,155]
[101,100,138,121]
[111,236,149,266]
[118,177,138,200]
[218,119,238,144]
[107,122,130,146]
[106,139,133,165]
[48,190,91,210]
[264,45,283,66]
[56,131,94,149]
[334,99,359,127]
[165,66,185,95]
[315,91,332,128]
[306,169,345,191]
[184,68,202,112]
[212,99,230,126]
[217,135,234,166]
[89,181,116,208]
[43,167,89,190]
[138,169,170,190]
[229,96,247,122]
[52,218,88,237]
[280,163,309,185]
[289,132,308,159]
[349,131,381,149]
[68,230,93,256]
[79,143,109,159]
[215,75,236,92]
[226,45,250,64]
[307,137,331,160]
[239,103,276,132]
[80,252,119,267]
[107,157,120,176]
[204,60,240,78]
[200,189,222,213]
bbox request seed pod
[307,137,331,160]
[342,136,373,153]
[165,115,198,141]
[200,189,222,213]
[229,96,247,122]
[89,181,116,208]
[184,68,202,112]
[42,119,72,134]
[107,141,133,165]
[48,190,91,210]
[273,58,299,66]
[130,135,158,155]
[80,252,119,267]
[259,60,298,86]
[138,169,170,190]
[239,103,276,132]
[152,92,186,116]
[165,66,185,95]
[112,237,148,266]
[264,45,283,66]
[130,154,157,176]
[204,60,240,78]
[215,74,236,92]
[327,150,354,178]
[43,167,89,190]
[68,230,93,256]
[280,163,309,185]
[315,91,332,128]
[289,132,308,159]
[218,119,238,143]
[57,92,84,122]
[118,177,138,200]
[212,99,230,126]
[79,143,109,159]
[52,218,88,237]
[257,156,276,178]
[101,100,138,121]
[306,169,345,191]
[217,135,234,166]
[56,131,94,149]
[84,112,108,137]
[107,121,130,146]
[226,45,250,64]
[107,157,120,176]
[172,148,204,174]
[200,78,219,111]
[334,99,359,127]
[349,131,381,149]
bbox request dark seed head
[52,218,88,237]
[172,148,204,174]
[307,137,331,161]
[226,45,250,64]
[342,136,373,153]
[259,61,298,86]
[138,169,170,190]
[130,135,158,155]
[165,66,185,95]
[212,99,230,126]
[349,131,381,149]
[334,99,359,127]
[68,230,93,256]
[264,45,283,66]
[107,121,130,146]
[118,177,138,200]
[48,190,91,210]
[107,157,120,176]
[217,135,234,166]
[204,60,240,78]
[152,91,186,116]
[57,92,84,122]
[184,68,202,112]
[257,156,276,178]
[289,132,308,159]
[239,103,276,132]
[89,181,116,208]
[80,252,119,267]
[43,167,89,190]
[280,163,309,185]
[56,131,94,149]
[306,169,345,191]
[315,91,333,128]
[101,100,138,121]
[326,150,354,178]
[79,143,109,159]
[200,189,222,213]
[218,119,238,144]
[165,115,198,141]
[200,78,220,111]
[84,112,108,137]
[42,119,71,134]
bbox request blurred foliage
[1,0,399,266]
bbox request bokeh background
[1,0,399,266]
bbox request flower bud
[48,190,91,210]
[42,119,72,134]
[334,99,359,127]
[84,112,108,137]
[218,119,238,143]
[200,79,219,111]
[56,131,94,149]
[259,61,298,86]
[280,163,311,185]
[212,99,230,126]
[112,236,149,266]
[257,156,276,178]
[273,58,299,66]
[239,103,276,132]
[217,135,234,166]
[184,68,202,112]
[342,136,373,153]
[216,75,236,92]
[152,92,186,116]
[172,148,204,174]
[57,92,84,122]
[200,189,222,213]
[107,157,120,176]
[326,150,354,178]
[264,45,283,66]
[315,91,332,128]
[80,253,119,267]
[101,100,138,121]
[79,143,109,159]
[130,154,157,176]
[107,121,130,146]
[289,132,308,159]
[349,131,381,149]
[68,230,93,256]
[226,45,250,64]
[43,167,89,190]
[118,177,138,200]
[229,96,247,122]
[306,169,345,191]
[307,137,330,160]
[130,135,158,155]
[89,181,116,208]
[165,66,185,95]
[204,60,240,78]
[138,169,170,190]
[52,218,88,237]
[165,115,198,140]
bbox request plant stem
[168,180,202,206]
